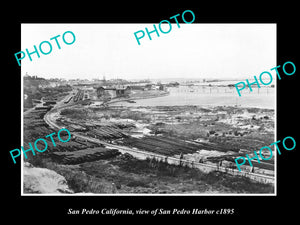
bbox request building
[129,85,146,91]
[155,84,166,91]
[144,83,152,90]
[167,82,179,87]
[96,85,131,100]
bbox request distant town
[24,72,245,111]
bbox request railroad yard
[23,87,275,194]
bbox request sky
[21,23,276,81]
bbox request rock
[23,162,73,194]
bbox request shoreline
[106,91,170,105]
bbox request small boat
[127,100,136,103]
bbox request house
[96,87,117,100]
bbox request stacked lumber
[121,136,239,156]
[50,147,120,164]
[88,126,126,139]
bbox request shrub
[126,179,150,188]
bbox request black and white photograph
[3,4,298,221]
[21,23,276,195]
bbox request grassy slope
[33,154,274,194]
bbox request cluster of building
[96,85,131,100]
[77,82,167,102]
[24,73,169,103]
[95,83,168,101]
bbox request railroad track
[43,93,275,185]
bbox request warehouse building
[96,85,131,100]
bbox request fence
[113,144,275,185]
